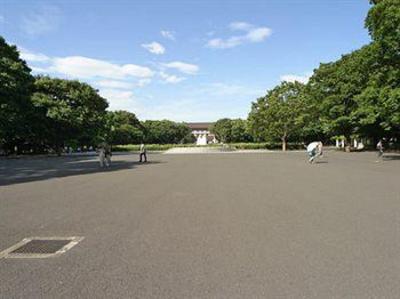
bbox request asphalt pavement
[0,151,399,298]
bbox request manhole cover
[0,237,84,259]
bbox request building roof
[186,122,214,130]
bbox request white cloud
[96,78,151,89]
[30,66,51,73]
[206,22,272,49]
[141,42,165,55]
[280,73,312,84]
[20,5,61,36]
[229,22,253,31]
[137,81,264,121]
[138,95,250,122]
[20,47,156,116]
[19,47,50,62]
[97,80,264,121]
[20,47,215,120]
[19,47,154,81]
[159,72,186,84]
[162,61,199,75]
[207,37,242,49]
[161,30,175,40]
[96,80,135,89]
[201,82,264,97]
[51,56,153,79]
[246,27,271,42]
[137,78,151,87]
[99,89,139,111]
[138,99,204,122]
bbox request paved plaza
[0,151,399,298]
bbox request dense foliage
[105,111,144,145]
[246,0,399,150]
[0,37,35,153]
[142,120,194,144]
[248,81,305,150]
[32,76,109,152]
[211,118,252,143]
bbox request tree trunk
[344,136,351,152]
[282,136,287,151]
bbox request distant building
[187,122,217,145]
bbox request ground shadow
[383,154,400,161]
[0,155,164,186]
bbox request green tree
[295,84,325,143]
[32,76,108,152]
[230,119,253,142]
[109,110,141,128]
[106,110,144,145]
[351,44,399,142]
[110,124,143,145]
[0,37,35,153]
[306,45,378,150]
[142,120,192,144]
[366,0,400,59]
[248,81,305,150]
[303,1,400,148]
[181,132,196,144]
[211,118,232,143]
[360,0,400,141]
[211,118,252,143]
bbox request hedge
[113,142,306,152]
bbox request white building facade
[187,123,217,145]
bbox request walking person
[139,142,147,163]
[104,143,112,167]
[376,139,384,162]
[97,143,106,167]
[307,141,323,164]
[97,142,111,167]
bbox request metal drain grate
[0,237,84,259]
[10,239,71,254]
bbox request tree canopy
[32,76,109,151]
[0,36,35,153]
[246,0,399,150]
[211,118,252,143]
[248,81,305,150]
[142,120,193,144]
[106,111,143,145]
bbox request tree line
[211,0,399,151]
[1,1,398,154]
[0,39,194,154]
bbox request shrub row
[228,142,305,150]
[113,144,198,152]
[113,142,306,152]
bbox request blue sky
[1,0,371,121]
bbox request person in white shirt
[139,143,147,162]
[307,141,323,163]
[97,142,111,167]
[376,139,384,162]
